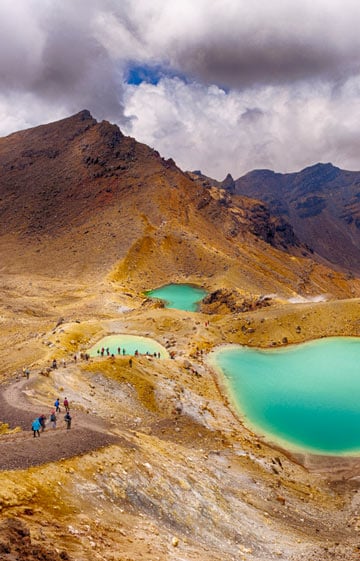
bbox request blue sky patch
[125,63,187,86]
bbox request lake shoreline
[208,337,360,462]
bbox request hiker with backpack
[64,411,72,429]
[38,414,46,432]
[50,410,57,429]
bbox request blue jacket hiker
[32,418,41,437]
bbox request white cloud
[0,92,68,135]
[117,0,360,87]
[1,1,360,177]
[123,76,360,179]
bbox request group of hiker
[28,344,162,439]
[96,347,161,359]
[31,397,72,437]
[97,347,125,357]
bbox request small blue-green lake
[211,337,360,455]
[147,284,207,312]
[88,335,168,358]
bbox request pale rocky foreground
[0,286,360,561]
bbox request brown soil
[0,517,71,561]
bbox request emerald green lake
[88,335,168,358]
[211,337,360,455]
[147,284,207,312]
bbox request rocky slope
[0,111,357,301]
[189,171,307,253]
[230,163,360,274]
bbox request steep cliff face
[232,163,360,273]
[189,172,306,253]
[230,195,307,252]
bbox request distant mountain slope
[231,163,360,274]
[0,112,358,299]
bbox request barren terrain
[1,285,360,560]
[1,112,360,560]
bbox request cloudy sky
[1,0,360,179]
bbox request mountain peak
[41,109,97,130]
[298,162,340,177]
[295,162,341,188]
[244,168,277,180]
[221,173,235,193]
[76,109,94,121]
[300,162,336,172]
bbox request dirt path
[0,374,121,470]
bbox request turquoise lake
[211,337,360,455]
[88,335,168,358]
[147,284,207,312]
